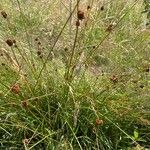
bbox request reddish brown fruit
[96,119,104,125]
[11,84,20,94]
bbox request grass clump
[0,0,150,149]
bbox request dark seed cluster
[1,11,7,19]
[77,10,85,20]
[6,39,16,47]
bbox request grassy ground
[0,0,150,149]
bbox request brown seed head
[12,39,16,44]
[64,47,68,52]
[22,139,29,144]
[110,75,118,83]
[37,50,42,56]
[139,85,144,89]
[35,38,38,41]
[1,11,7,19]
[11,84,20,94]
[38,41,41,45]
[96,119,104,125]
[6,39,13,47]
[93,45,96,49]
[145,68,149,72]
[21,100,28,108]
[100,6,104,11]
[87,5,91,10]
[77,10,85,20]
[37,50,43,58]
[76,20,80,26]
[106,24,113,32]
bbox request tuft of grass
[0,0,150,149]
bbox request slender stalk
[63,0,80,101]
[15,0,36,74]
[34,0,81,90]
[69,0,72,41]
[84,0,140,65]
